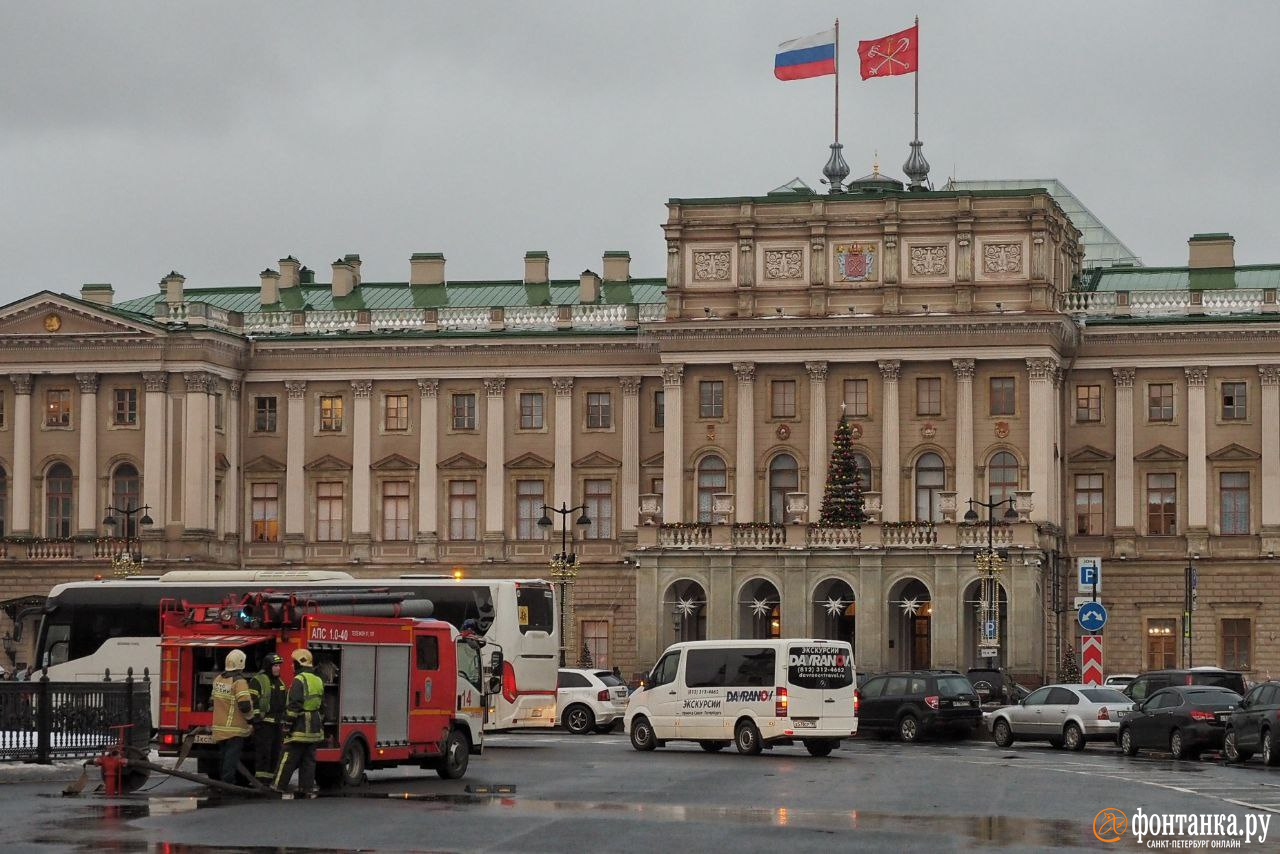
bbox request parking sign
[1077,557,1102,593]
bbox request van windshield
[787,645,853,689]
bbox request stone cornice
[646,317,1079,347]
[1082,326,1280,346]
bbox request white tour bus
[625,638,856,756]
[34,570,558,731]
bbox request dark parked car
[1224,681,1280,765]
[1118,685,1241,760]
[966,668,1031,708]
[857,670,982,742]
[1124,668,1247,702]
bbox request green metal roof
[1087,265,1280,292]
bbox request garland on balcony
[818,410,867,528]
[731,522,779,530]
[879,521,936,530]
[1,535,101,545]
[659,522,710,530]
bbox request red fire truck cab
[157,594,498,786]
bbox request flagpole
[834,18,840,145]
[912,15,919,142]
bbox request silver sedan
[990,684,1134,750]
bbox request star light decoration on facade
[824,598,846,617]
[750,599,774,618]
[898,597,923,617]
[675,597,701,618]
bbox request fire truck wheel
[436,729,470,780]
[338,738,367,788]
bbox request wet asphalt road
[3,731,1280,852]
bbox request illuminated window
[250,483,279,542]
[45,389,71,427]
[384,394,409,431]
[1146,473,1177,535]
[319,395,344,432]
[1074,474,1104,535]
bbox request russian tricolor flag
[774,28,837,81]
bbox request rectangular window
[316,481,344,541]
[448,480,478,540]
[1075,385,1102,422]
[254,396,278,432]
[1146,618,1177,670]
[384,394,409,431]
[584,479,614,540]
[586,392,612,429]
[519,393,544,429]
[1148,383,1174,422]
[1222,382,1248,420]
[989,377,1015,416]
[451,394,476,430]
[651,477,663,496]
[1146,472,1177,535]
[699,381,724,419]
[515,480,546,540]
[771,380,796,418]
[1221,618,1251,670]
[319,395,344,432]
[844,379,869,417]
[214,392,224,430]
[916,377,941,416]
[45,389,71,427]
[382,480,411,541]
[250,483,279,542]
[1220,472,1250,535]
[582,620,609,668]
[113,388,138,426]
[1074,474,1104,536]
[654,390,664,428]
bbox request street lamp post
[538,501,591,667]
[963,497,1020,670]
[102,503,154,577]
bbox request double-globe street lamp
[537,502,591,667]
[963,497,1019,672]
[102,503,153,576]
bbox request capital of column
[552,376,575,397]
[183,371,215,394]
[351,379,374,398]
[226,380,241,399]
[484,377,507,397]
[1260,365,1280,387]
[1054,368,1066,390]
[878,359,901,382]
[1112,367,1135,389]
[284,380,307,400]
[1025,357,1059,382]
[732,362,756,384]
[417,378,439,398]
[75,372,99,394]
[619,376,642,396]
[804,360,828,382]
[951,359,975,381]
[9,373,32,395]
[661,364,684,388]
[142,372,170,393]
[1184,366,1209,387]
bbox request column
[75,372,99,534]
[806,361,828,523]
[9,374,31,535]
[878,360,901,522]
[225,381,240,538]
[417,379,439,538]
[661,365,684,522]
[952,359,975,507]
[141,373,169,530]
[1260,367,1280,531]
[1113,368,1136,530]
[206,379,218,533]
[732,362,756,523]
[552,377,574,510]
[484,377,506,535]
[351,380,373,539]
[620,377,642,532]
[1026,358,1057,524]
[182,372,212,532]
[284,380,307,540]
[1185,366,1209,531]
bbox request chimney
[279,256,301,289]
[162,271,185,304]
[524,251,549,284]
[410,253,446,286]
[259,269,281,305]
[299,266,315,285]
[80,283,113,306]
[1189,233,1235,268]
[331,259,356,298]
[579,269,601,304]
[603,251,630,282]
[343,254,362,286]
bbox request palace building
[1,172,1278,685]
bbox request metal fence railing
[0,668,151,764]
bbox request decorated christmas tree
[819,408,867,527]
[1059,643,1081,683]
[578,639,593,668]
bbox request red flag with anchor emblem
[857,24,918,79]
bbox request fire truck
[156,590,501,786]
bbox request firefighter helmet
[291,648,314,668]
[225,649,247,671]
[263,653,283,668]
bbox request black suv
[1224,681,1280,765]
[1124,668,1247,703]
[965,668,1031,708]
[857,670,982,742]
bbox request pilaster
[661,364,685,522]
[732,362,756,523]
[952,359,975,508]
[806,361,828,522]
[75,372,99,535]
[620,377,642,532]
[878,360,901,522]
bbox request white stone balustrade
[371,308,430,330]
[881,524,938,547]
[807,527,862,548]
[657,526,712,548]
[245,311,292,334]
[958,524,1014,549]
[505,306,559,330]
[571,304,627,327]
[437,307,491,331]
[304,310,358,332]
[731,526,786,548]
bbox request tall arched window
[46,463,73,538]
[987,452,1020,514]
[768,454,798,524]
[696,455,726,523]
[914,453,945,522]
[852,453,873,492]
[111,464,142,538]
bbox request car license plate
[193,733,214,745]
[1116,710,1129,720]
[793,719,817,728]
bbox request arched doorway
[738,578,781,639]
[812,578,856,654]
[662,579,707,644]
[962,578,1009,668]
[888,578,932,669]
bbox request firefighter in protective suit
[249,653,286,784]
[273,647,324,796]
[210,648,254,785]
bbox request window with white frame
[382,480,411,541]
[519,393,544,429]
[584,479,614,539]
[771,380,796,418]
[449,480,478,540]
[451,394,476,430]
[251,482,279,542]
[316,481,344,541]
[319,395,344,432]
[384,394,409,431]
[1220,472,1250,535]
[586,392,612,429]
[843,379,869,417]
[699,381,724,419]
[515,480,546,539]
[113,388,138,426]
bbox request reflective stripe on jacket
[211,673,254,741]
[283,669,325,743]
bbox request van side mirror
[490,650,504,673]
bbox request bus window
[516,585,554,634]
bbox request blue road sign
[1078,601,1109,632]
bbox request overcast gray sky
[2,1,1277,303]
